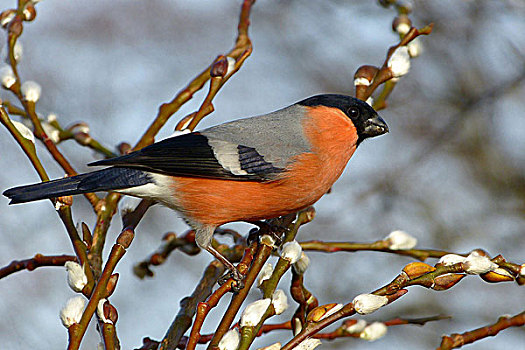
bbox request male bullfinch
[3,94,388,279]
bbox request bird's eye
[347,107,360,119]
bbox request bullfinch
[3,94,388,279]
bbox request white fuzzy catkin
[464,252,498,275]
[240,299,271,327]
[41,122,60,143]
[407,38,423,57]
[292,252,310,274]
[360,322,388,341]
[59,296,86,328]
[225,57,236,76]
[319,303,343,320]
[96,298,112,324]
[353,294,388,315]
[386,230,417,250]
[353,77,371,86]
[294,338,322,350]
[218,328,240,350]
[0,65,16,88]
[387,46,411,77]
[395,22,411,35]
[344,319,367,334]
[65,261,87,293]
[272,289,288,315]
[257,263,274,287]
[11,121,35,144]
[280,241,302,264]
[439,254,466,266]
[21,80,42,102]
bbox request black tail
[3,167,152,204]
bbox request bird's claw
[218,268,245,292]
[247,221,288,246]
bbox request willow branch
[300,240,450,261]
[438,311,525,350]
[0,254,76,279]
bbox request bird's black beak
[362,115,389,138]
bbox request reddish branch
[300,240,450,261]
[0,254,76,279]
[438,311,525,350]
[177,315,448,347]
[290,271,318,331]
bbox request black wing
[89,133,283,181]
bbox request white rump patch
[116,173,180,209]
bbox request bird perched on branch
[3,94,388,280]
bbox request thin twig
[0,254,76,279]
[438,311,525,350]
[300,240,451,261]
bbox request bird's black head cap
[298,94,388,145]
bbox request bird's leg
[195,225,244,288]
[205,245,244,284]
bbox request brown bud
[354,65,379,84]
[117,142,131,155]
[471,249,489,257]
[73,132,92,146]
[480,268,514,283]
[68,122,90,134]
[23,4,37,21]
[150,253,165,266]
[210,55,228,77]
[162,232,177,241]
[81,222,92,249]
[103,302,118,324]
[386,288,408,302]
[57,195,73,207]
[306,303,340,322]
[432,273,465,291]
[183,229,196,243]
[374,67,395,86]
[392,15,412,34]
[117,228,134,248]
[0,9,16,28]
[517,275,525,286]
[299,206,316,225]
[175,112,195,131]
[105,273,119,297]
[7,16,23,38]
[402,262,435,279]
[354,65,379,100]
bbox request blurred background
[0,0,524,349]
